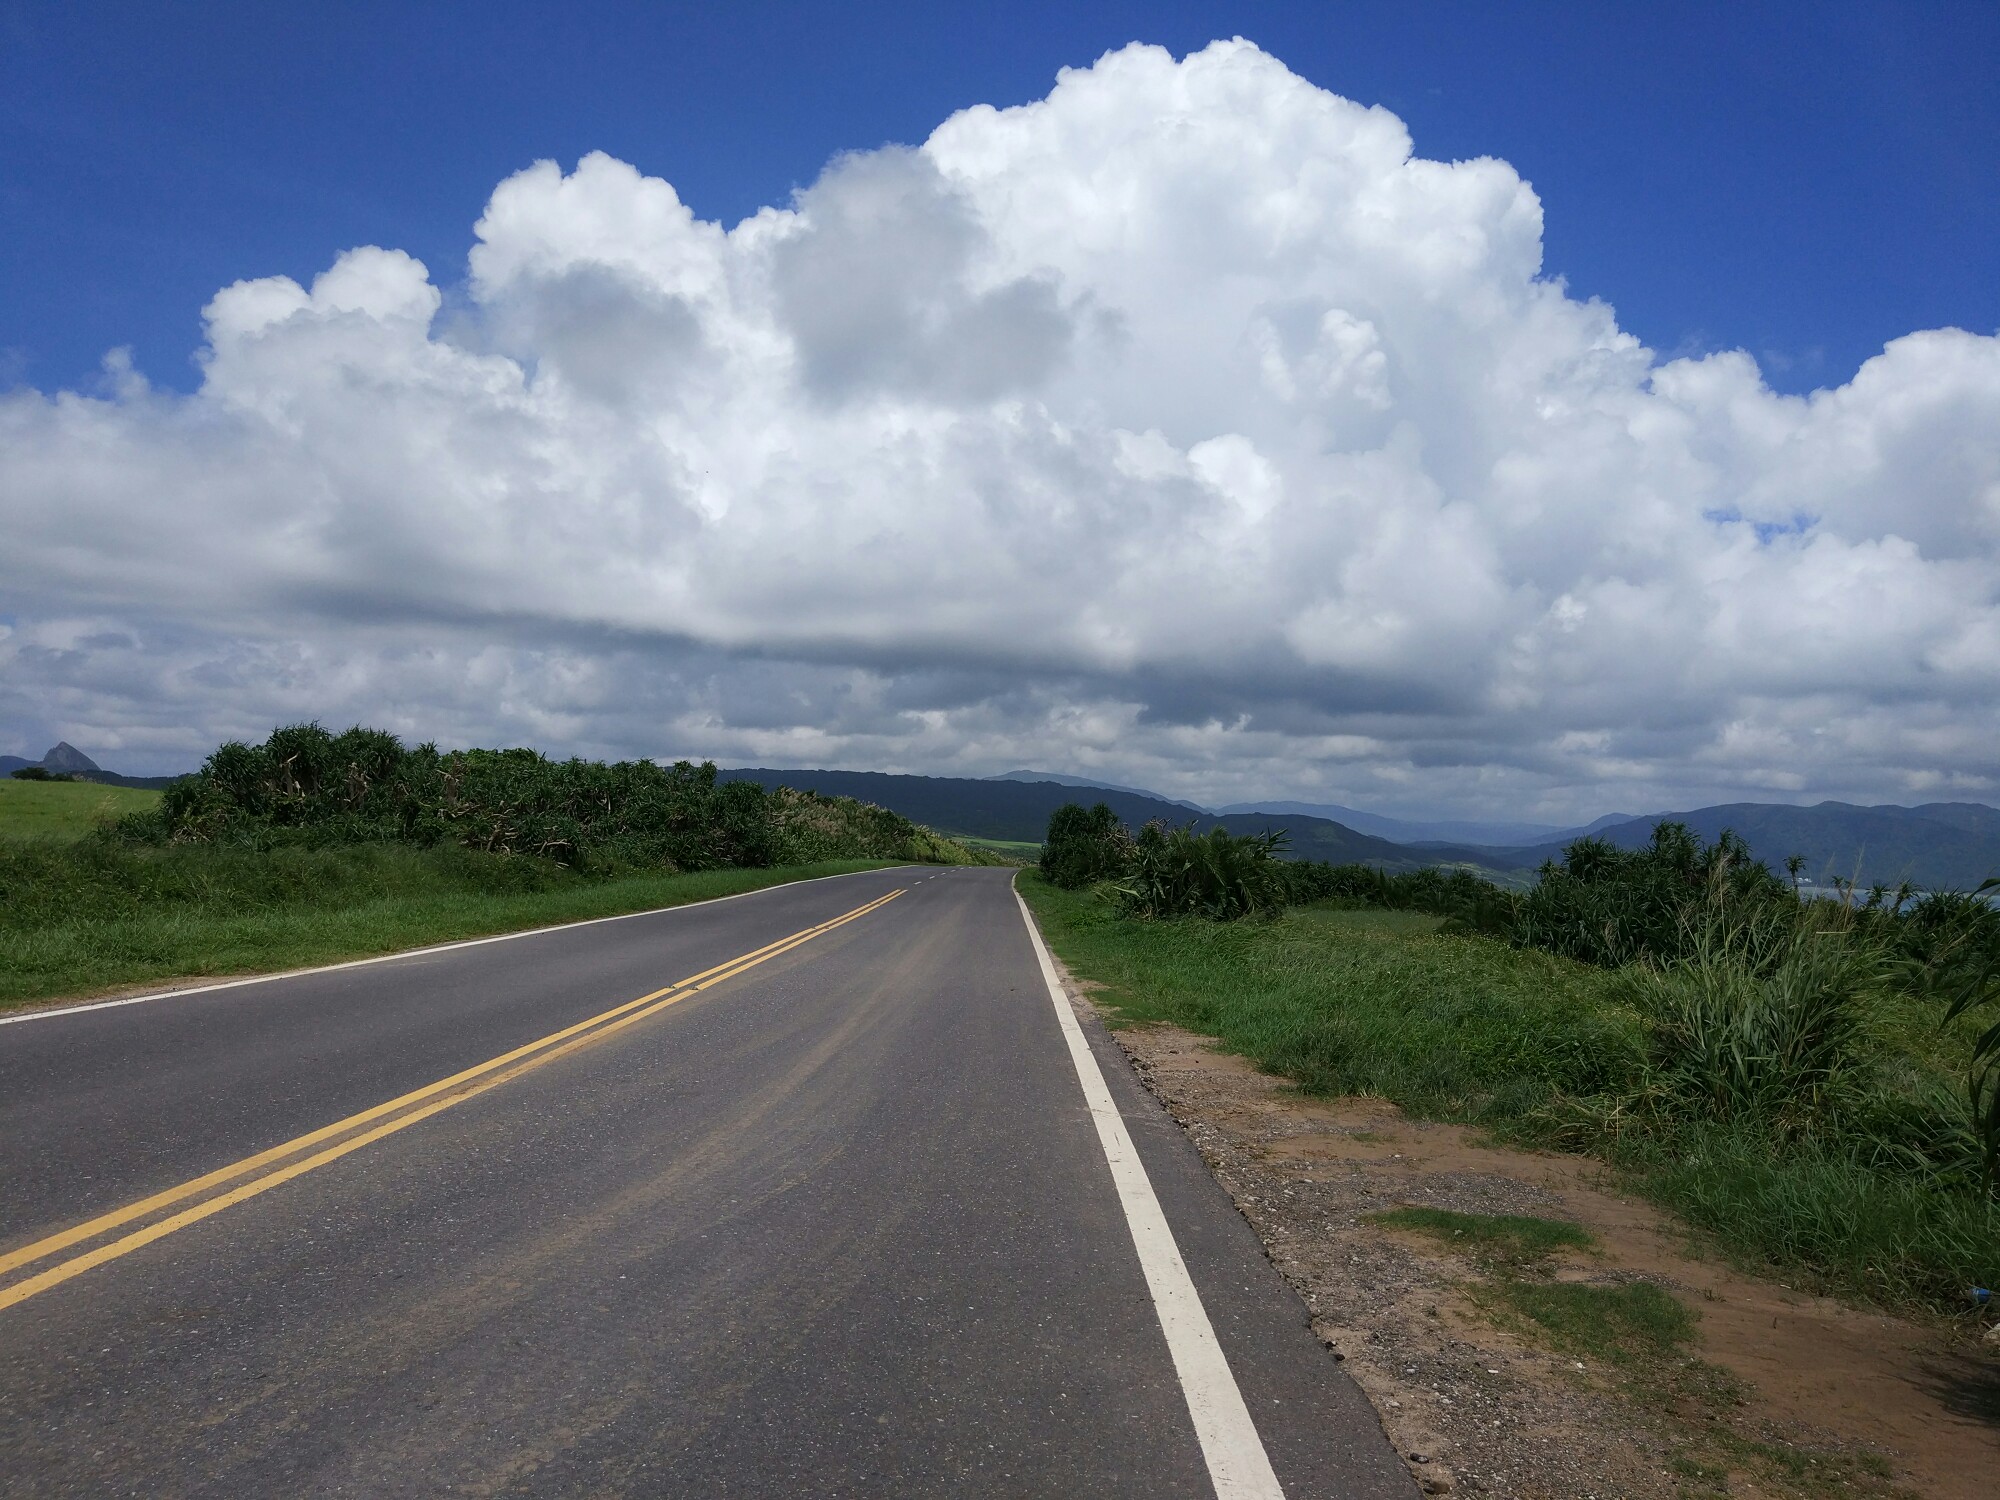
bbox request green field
[1017,871,2000,1313]
[0,779,162,840]
[947,833,1041,861]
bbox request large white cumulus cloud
[4,40,1997,812]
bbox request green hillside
[720,769,2000,891]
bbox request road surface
[0,865,1412,1497]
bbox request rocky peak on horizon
[40,742,101,774]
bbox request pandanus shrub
[1113,823,1289,919]
[1510,822,1792,969]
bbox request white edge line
[0,864,922,1027]
[1012,883,1286,1500]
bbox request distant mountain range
[721,768,1225,846]
[722,768,1553,878]
[986,773,1623,845]
[9,743,1992,890]
[721,767,2000,891]
[1211,799,1621,847]
[986,769,1206,812]
[1,742,186,790]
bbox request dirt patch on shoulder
[1067,974,1999,1499]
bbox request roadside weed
[1368,1207,1595,1267]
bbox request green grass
[1481,1278,1698,1369]
[1312,908,1448,936]
[1369,1206,1595,1265]
[949,835,1042,861]
[1475,1277,1909,1497]
[1017,873,1645,1115]
[0,779,161,840]
[0,850,900,1010]
[1476,1278,1753,1422]
[1017,871,2000,1313]
[1611,1123,2000,1310]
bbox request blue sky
[3,4,1998,815]
[5,1,1995,396]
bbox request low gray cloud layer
[4,42,1996,817]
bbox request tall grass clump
[1630,910,1885,1131]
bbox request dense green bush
[1038,801,1132,888]
[1260,823,2000,1189]
[1037,800,1505,922]
[0,723,990,1007]
[0,838,581,930]
[1509,823,1791,968]
[1275,860,1512,926]
[124,722,966,873]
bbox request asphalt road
[0,865,1413,1497]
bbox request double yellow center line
[0,886,904,1314]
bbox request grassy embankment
[1018,870,2000,1315]
[0,725,996,1011]
[0,846,901,1011]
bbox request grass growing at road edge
[1368,1206,1595,1266]
[1480,1279,1697,1371]
[1016,870,2000,1313]
[0,856,901,1010]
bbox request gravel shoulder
[1055,965,2000,1499]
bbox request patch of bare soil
[1063,975,2000,1499]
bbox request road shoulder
[1032,942,1418,1500]
[1062,971,2000,1500]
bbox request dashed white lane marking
[1013,886,1287,1500]
[0,866,922,1027]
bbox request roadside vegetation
[1368,1205,1596,1265]
[0,723,995,1009]
[945,834,1042,863]
[1026,803,2000,1315]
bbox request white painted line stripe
[1013,885,1286,1500]
[0,865,918,1027]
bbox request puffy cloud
[3,39,1997,816]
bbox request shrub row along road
[0,866,1410,1497]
